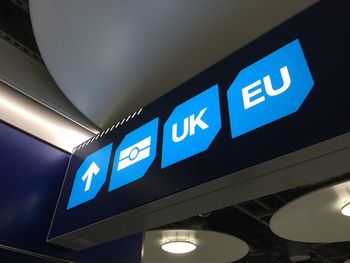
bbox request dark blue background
[0,121,142,262]
[50,0,350,241]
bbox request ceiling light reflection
[0,82,96,152]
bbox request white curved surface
[143,229,249,263]
[30,0,317,128]
[0,38,98,133]
[270,180,350,243]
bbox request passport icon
[108,118,159,191]
[117,136,151,171]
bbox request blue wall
[0,121,142,262]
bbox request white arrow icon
[82,162,100,192]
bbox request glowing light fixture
[0,81,98,152]
[341,203,350,217]
[161,240,196,254]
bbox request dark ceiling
[161,172,350,263]
[0,0,42,62]
[1,0,350,262]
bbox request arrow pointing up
[82,162,100,192]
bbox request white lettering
[242,80,265,109]
[172,118,189,142]
[264,66,291,96]
[189,108,209,135]
[171,108,209,142]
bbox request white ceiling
[29,0,318,129]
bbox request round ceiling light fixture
[144,229,249,262]
[341,203,350,217]
[161,240,197,254]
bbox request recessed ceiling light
[161,241,196,254]
[341,203,350,217]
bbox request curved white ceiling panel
[29,0,317,129]
[0,37,99,133]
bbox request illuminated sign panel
[67,143,112,209]
[109,118,159,191]
[48,1,350,250]
[227,40,314,138]
[162,85,221,168]
[65,40,313,210]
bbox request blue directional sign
[50,1,350,249]
[227,39,314,138]
[67,143,113,209]
[161,85,221,168]
[108,118,159,191]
